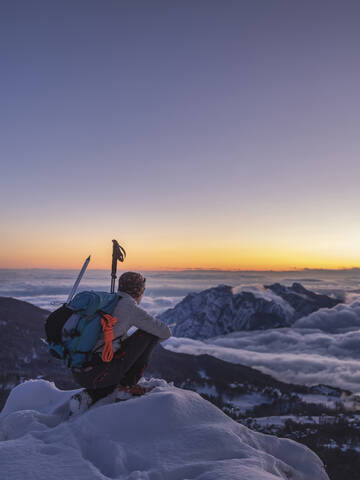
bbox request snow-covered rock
[0,379,329,480]
[159,283,339,339]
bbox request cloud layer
[2,268,359,313]
[294,301,360,332]
[164,325,360,392]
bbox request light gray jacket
[93,291,171,353]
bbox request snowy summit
[158,283,339,339]
[0,378,329,480]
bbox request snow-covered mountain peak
[158,282,341,339]
[0,379,329,480]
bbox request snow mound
[0,379,328,480]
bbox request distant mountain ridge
[266,282,341,316]
[158,282,341,339]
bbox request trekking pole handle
[111,239,126,293]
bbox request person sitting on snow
[70,272,171,412]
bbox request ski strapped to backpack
[45,291,120,368]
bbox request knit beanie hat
[118,272,146,297]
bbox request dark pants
[72,330,159,402]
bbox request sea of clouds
[1,268,360,313]
[2,268,360,392]
[163,299,360,392]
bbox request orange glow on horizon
[2,226,360,271]
[1,244,359,271]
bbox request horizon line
[1,267,360,273]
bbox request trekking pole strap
[110,239,126,293]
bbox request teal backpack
[44,291,120,368]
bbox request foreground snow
[0,379,328,480]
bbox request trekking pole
[111,239,126,293]
[66,255,91,304]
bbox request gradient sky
[1,1,360,269]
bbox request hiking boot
[114,385,133,401]
[114,384,149,400]
[128,384,147,396]
[69,390,94,416]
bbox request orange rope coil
[101,313,118,363]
